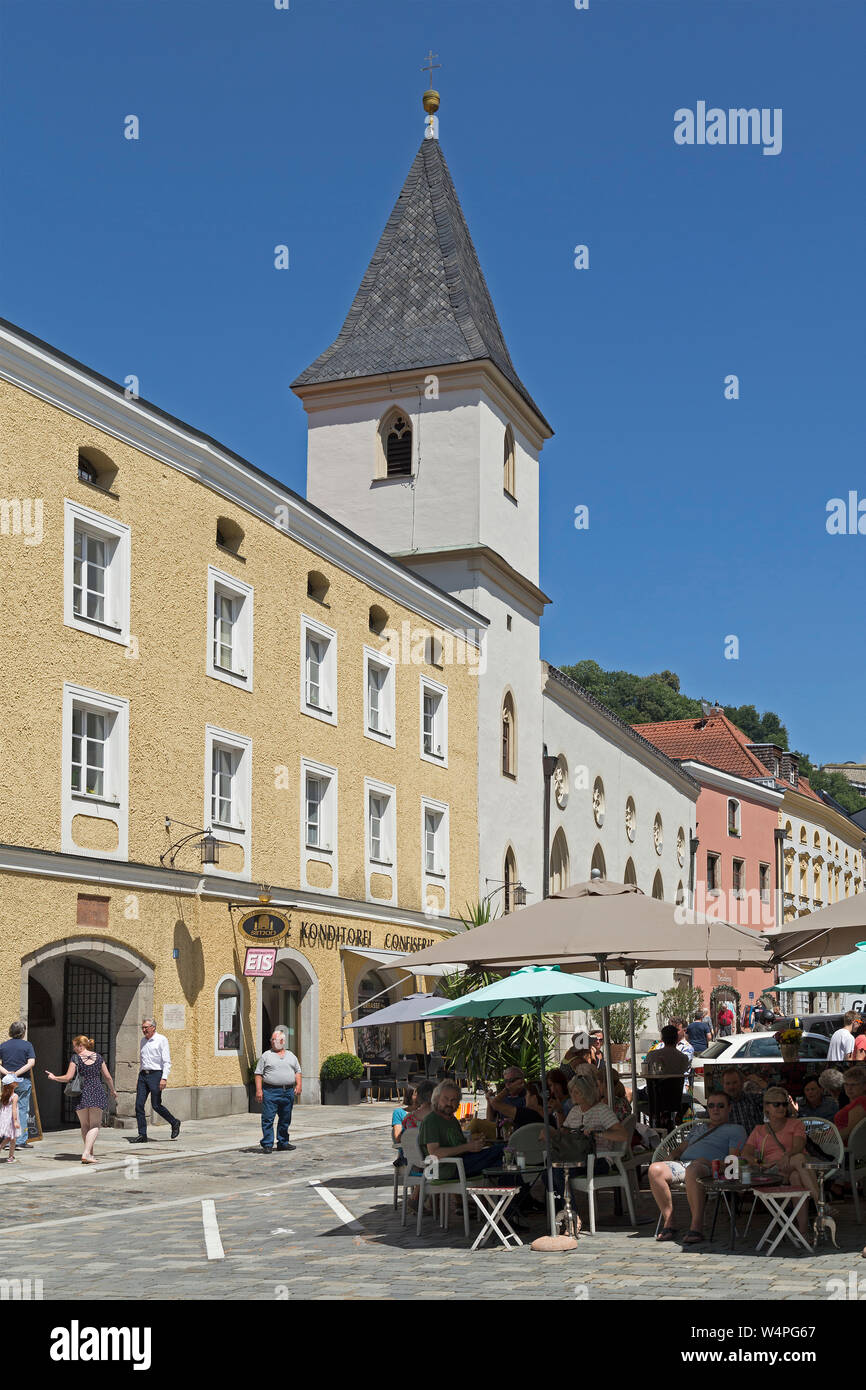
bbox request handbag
[64,1057,82,1098]
[549,1126,594,1163]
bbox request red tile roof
[634,714,820,800]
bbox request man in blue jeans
[254,1030,302,1152]
[0,1022,35,1148]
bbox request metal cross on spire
[421,50,441,139]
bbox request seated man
[419,1080,504,1181]
[643,1025,691,1079]
[719,1067,765,1131]
[833,1063,866,1143]
[485,1066,528,1128]
[648,1091,746,1245]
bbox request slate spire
[293,138,548,429]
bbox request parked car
[774,1013,844,1040]
[696,1031,830,1067]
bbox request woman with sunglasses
[738,1086,821,1236]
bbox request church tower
[293,85,553,912]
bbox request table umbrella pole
[535,1000,557,1237]
[626,967,638,1118]
[595,954,616,1126]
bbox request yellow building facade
[0,320,481,1127]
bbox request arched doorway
[549,828,570,895]
[262,961,302,1060]
[22,937,153,1131]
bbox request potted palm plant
[591,1002,650,1062]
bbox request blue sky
[2,0,862,763]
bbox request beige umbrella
[763,894,866,966]
[394,881,772,1114]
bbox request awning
[340,947,463,978]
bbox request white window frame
[421,796,450,917]
[214,974,242,1058]
[206,566,253,691]
[419,675,448,767]
[204,725,252,880]
[365,777,396,906]
[300,757,338,894]
[363,646,396,746]
[61,683,129,860]
[63,499,131,647]
[300,614,337,725]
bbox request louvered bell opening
[386,422,412,476]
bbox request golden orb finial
[423,88,440,116]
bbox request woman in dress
[45,1034,117,1164]
[0,1074,21,1162]
[739,1085,821,1235]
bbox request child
[0,1074,20,1162]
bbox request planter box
[320,1078,362,1106]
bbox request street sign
[244,946,277,977]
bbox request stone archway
[255,946,320,1105]
[21,937,154,1131]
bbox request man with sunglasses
[648,1091,746,1245]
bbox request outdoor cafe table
[467,1170,524,1250]
[362,1062,386,1102]
[701,1177,812,1254]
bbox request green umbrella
[776,941,866,994]
[424,966,654,1235]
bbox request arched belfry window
[550,828,570,895]
[503,424,516,498]
[504,846,518,913]
[501,691,516,778]
[379,410,412,478]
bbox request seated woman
[576,1063,630,1122]
[511,1081,555,1130]
[739,1085,821,1235]
[833,1063,866,1143]
[563,1073,628,1170]
[794,1076,837,1120]
[545,1069,572,1124]
[392,1083,416,1152]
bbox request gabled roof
[292,136,550,431]
[635,713,824,802]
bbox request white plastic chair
[398,1128,427,1228]
[568,1137,637,1235]
[403,1127,471,1238]
[650,1121,695,1236]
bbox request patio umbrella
[343,992,439,1029]
[776,941,866,995]
[763,896,866,966]
[393,881,771,1116]
[422,965,654,1236]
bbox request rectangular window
[421,796,449,915]
[706,852,720,891]
[732,858,744,896]
[306,774,323,847]
[370,794,386,862]
[300,759,338,893]
[420,676,448,765]
[364,648,395,745]
[727,799,740,836]
[62,684,129,860]
[204,726,252,879]
[759,863,771,903]
[64,501,131,646]
[424,808,439,873]
[207,568,253,690]
[301,616,337,723]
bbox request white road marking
[309,1179,364,1231]
[201,1199,224,1260]
[270,1227,295,1235]
[0,1162,386,1236]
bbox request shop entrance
[262,962,301,1062]
[23,938,154,1132]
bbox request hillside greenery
[559,660,866,816]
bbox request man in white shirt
[130,1018,180,1143]
[827,1011,858,1063]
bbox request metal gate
[62,960,113,1125]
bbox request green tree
[437,901,555,1086]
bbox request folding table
[466,1184,523,1250]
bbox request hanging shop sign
[243,946,277,978]
[237,910,291,942]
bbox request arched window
[624,857,637,887]
[799,825,807,845]
[652,870,664,901]
[307,570,330,604]
[727,799,741,836]
[369,604,388,636]
[503,424,516,498]
[77,446,118,491]
[501,692,516,778]
[379,410,412,477]
[675,880,685,906]
[215,975,242,1054]
[549,828,570,895]
[216,516,244,555]
[504,846,518,913]
[590,844,606,880]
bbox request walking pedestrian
[45,1036,117,1163]
[0,1022,36,1150]
[0,1075,21,1163]
[130,1018,181,1143]
[254,1030,302,1153]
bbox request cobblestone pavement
[0,1115,863,1301]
